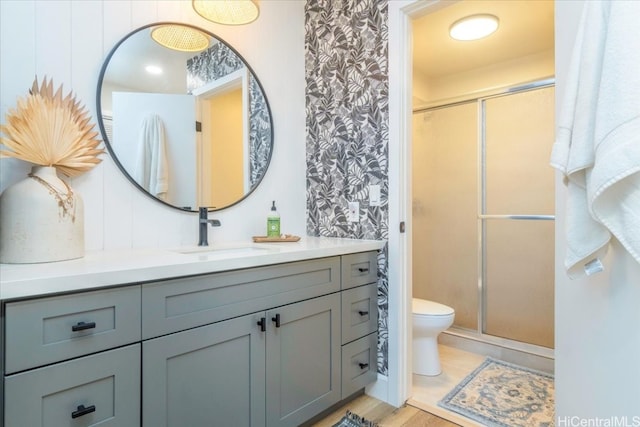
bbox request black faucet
[198,207,221,246]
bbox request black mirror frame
[96,22,274,213]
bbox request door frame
[386,0,454,407]
[387,0,558,407]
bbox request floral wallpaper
[305,0,389,375]
[187,41,272,188]
[186,40,244,91]
[248,76,272,188]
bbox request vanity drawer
[341,283,378,344]
[142,257,340,339]
[341,332,378,399]
[341,251,377,289]
[4,286,141,374]
[4,344,140,427]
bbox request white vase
[0,166,84,263]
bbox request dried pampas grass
[0,76,104,177]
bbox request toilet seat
[412,298,454,316]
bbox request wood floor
[311,344,486,427]
[310,393,459,427]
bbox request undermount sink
[172,245,274,257]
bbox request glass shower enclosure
[412,83,555,351]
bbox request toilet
[412,298,455,376]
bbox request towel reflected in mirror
[134,114,169,200]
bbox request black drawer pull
[357,267,369,273]
[257,317,266,332]
[71,404,96,419]
[72,321,96,332]
[358,310,369,316]
[272,313,281,328]
[358,363,369,369]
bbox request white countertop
[0,236,385,301]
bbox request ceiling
[412,0,554,79]
[104,3,554,98]
[103,27,204,94]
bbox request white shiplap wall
[0,0,306,251]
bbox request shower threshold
[440,327,554,374]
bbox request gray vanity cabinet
[141,292,341,427]
[265,293,341,427]
[139,257,342,427]
[1,251,379,427]
[142,312,266,427]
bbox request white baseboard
[365,374,389,403]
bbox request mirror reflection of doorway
[195,68,250,209]
[199,87,245,209]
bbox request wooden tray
[252,235,301,243]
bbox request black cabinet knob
[271,313,281,328]
[71,321,96,332]
[358,310,369,316]
[358,363,369,370]
[257,317,266,332]
[71,404,96,419]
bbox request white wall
[554,1,640,419]
[0,0,306,250]
[420,49,554,106]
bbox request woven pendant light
[150,25,210,52]
[192,0,259,26]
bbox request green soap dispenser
[267,201,280,238]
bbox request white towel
[550,0,640,278]
[134,114,169,200]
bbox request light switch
[369,185,381,207]
[347,201,359,222]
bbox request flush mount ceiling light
[449,14,499,41]
[192,0,259,26]
[150,25,210,52]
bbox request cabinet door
[142,313,266,427]
[266,293,341,427]
[4,344,140,427]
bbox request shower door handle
[478,214,555,221]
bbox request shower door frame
[413,79,556,359]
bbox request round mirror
[96,23,273,212]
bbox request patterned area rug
[439,357,555,427]
[332,410,378,427]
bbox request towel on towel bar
[550,0,640,278]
